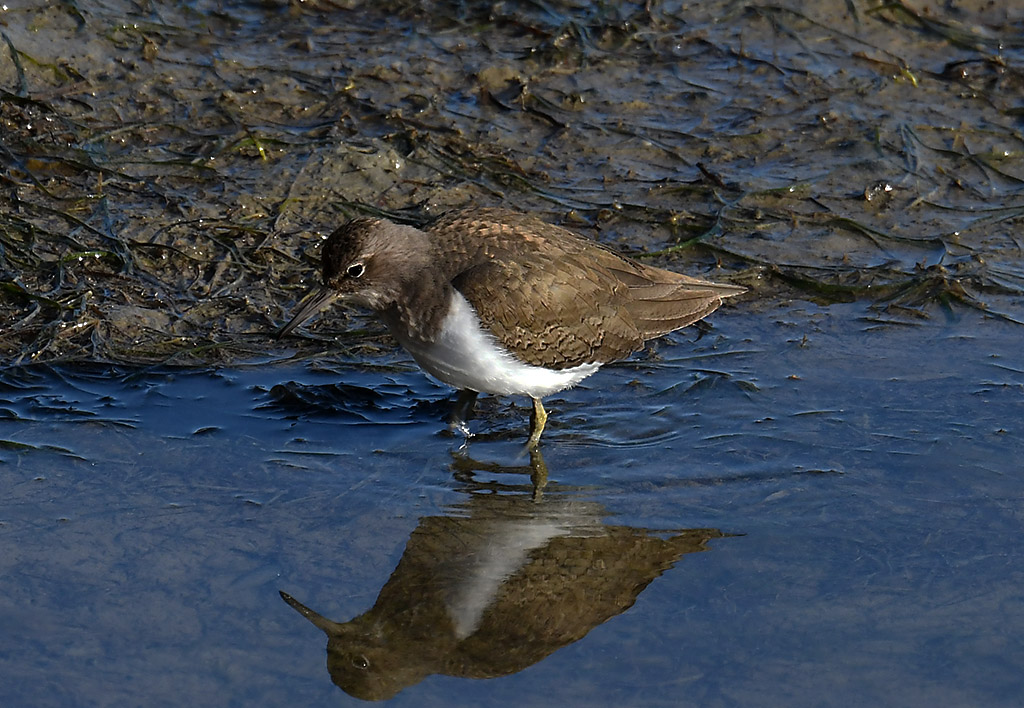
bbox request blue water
[2,301,1022,707]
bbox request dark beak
[278,287,340,338]
[279,590,345,634]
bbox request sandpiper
[280,207,743,445]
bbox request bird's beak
[278,590,346,634]
[278,287,340,338]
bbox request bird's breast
[384,291,600,398]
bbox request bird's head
[279,218,431,337]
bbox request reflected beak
[278,287,340,338]
[279,590,345,634]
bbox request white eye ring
[346,262,365,278]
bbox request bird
[279,207,743,446]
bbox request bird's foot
[447,389,479,444]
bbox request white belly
[386,291,600,398]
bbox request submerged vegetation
[1,0,1022,365]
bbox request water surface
[3,302,1022,707]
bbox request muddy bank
[1,0,1022,364]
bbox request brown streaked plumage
[280,207,743,445]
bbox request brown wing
[451,254,645,369]
[602,258,745,339]
[432,208,744,369]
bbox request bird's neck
[381,278,455,345]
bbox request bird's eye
[346,262,365,278]
[352,655,370,670]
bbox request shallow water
[3,301,1022,707]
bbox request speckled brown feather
[425,208,743,369]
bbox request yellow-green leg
[528,397,548,447]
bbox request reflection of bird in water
[280,467,726,701]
